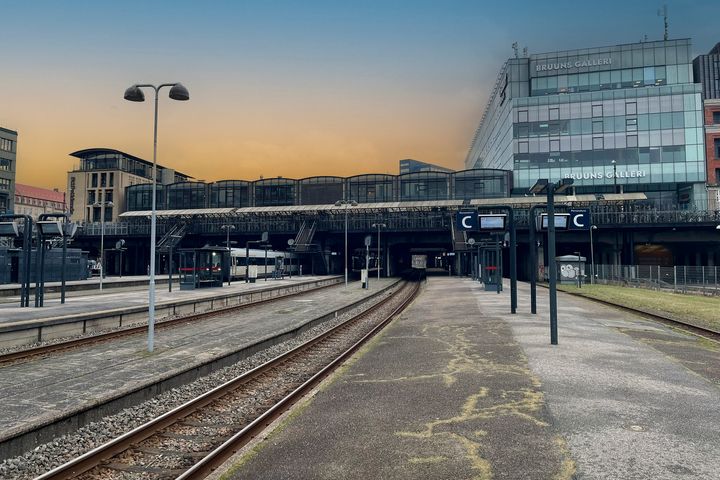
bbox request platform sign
[538,213,570,230]
[479,214,506,231]
[456,211,478,231]
[568,209,591,230]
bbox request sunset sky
[2,0,719,190]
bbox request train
[228,247,299,279]
[411,254,427,270]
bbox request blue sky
[1,0,719,187]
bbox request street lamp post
[220,224,235,286]
[124,82,189,353]
[371,223,386,281]
[590,225,597,284]
[335,200,358,287]
[93,200,114,291]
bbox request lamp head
[529,179,549,194]
[554,177,574,193]
[124,85,145,102]
[169,83,190,101]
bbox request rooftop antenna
[512,42,519,59]
[658,4,668,40]
[522,47,528,58]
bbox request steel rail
[0,280,341,365]
[178,280,421,480]
[34,279,419,480]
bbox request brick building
[693,43,720,210]
[14,183,66,219]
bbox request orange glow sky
[2,1,718,190]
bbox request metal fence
[592,264,720,295]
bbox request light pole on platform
[335,200,358,287]
[124,82,189,353]
[221,224,236,286]
[371,223,386,281]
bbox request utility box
[556,255,586,285]
[248,265,258,283]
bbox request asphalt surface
[224,277,720,479]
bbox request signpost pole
[547,190,558,345]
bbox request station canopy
[118,194,646,219]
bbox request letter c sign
[456,211,478,231]
[569,209,590,230]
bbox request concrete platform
[0,274,176,298]
[227,277,720,479]
[0,276,341,348]
[0,277,398,459]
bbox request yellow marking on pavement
[353,326,530,387]
[552,436,577,480]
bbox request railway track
[554,287,720,342]
[0,280,341,366]
[34,278,421,480]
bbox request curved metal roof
[69,148,193,178]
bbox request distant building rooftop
[15,183,65,203]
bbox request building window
[549,108,559,120]
[518,141,529,154]
[518,110,528,123]
[592,136,604,150]
[87,190,96,205]
[592,104,603,117]
[0,158,10,171]
[104,190,113,203]
[713,111,720,124]
[0,178,11,190]
[626,102,637,115]
[626,118,638,132]
[0,138,14,153]
[91,173,98,188]
[100,173,107,187]
[550,139,560,152]
[627,135,638,147]
[109,172,114,187]
[592,120,603,133]
[715,168,720,184]
[518,125,529,137]
[715,138,720,159]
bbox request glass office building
[466,39,707,208]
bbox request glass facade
[399,172,449,201]
[466,39,707,207]
[124,169,513,211]
[208,180,250,208]
[253,178,297,207]
[452,169,511,199]
[346,174,396,203]
[299,176,344,205]
[166,182,207,209]
[126,184,166,211]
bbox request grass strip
[556,284,720,331]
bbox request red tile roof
[15,183,66,203]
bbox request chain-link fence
[591,264,720,295]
